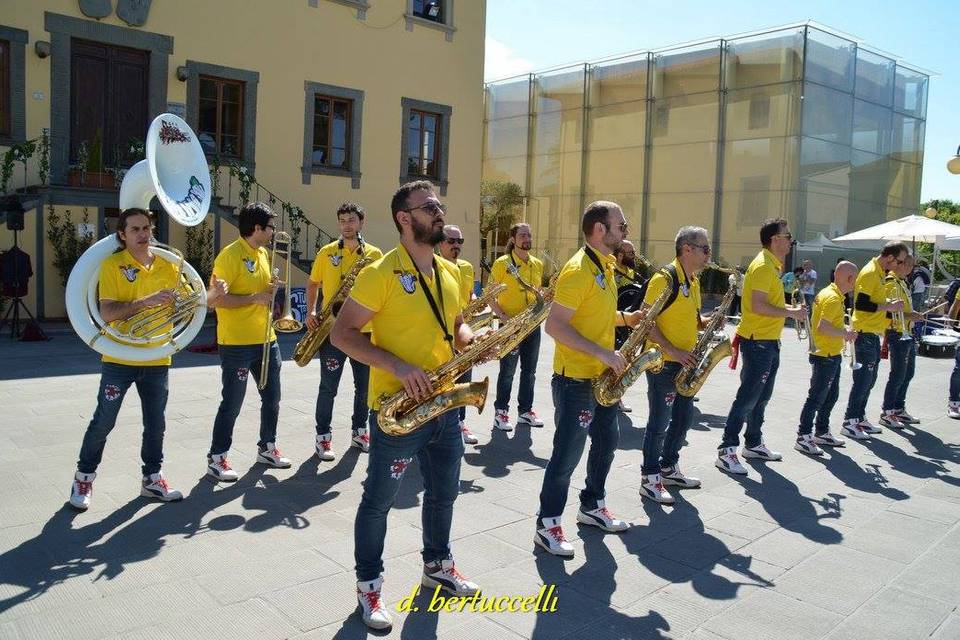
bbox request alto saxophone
[674,263,740,397]
[592,275,674,406]
[377,285,546,436]
[293,255,375,367]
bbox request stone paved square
[1,323,958,639]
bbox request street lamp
[948,145,960,175]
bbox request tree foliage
[479,179,524,243]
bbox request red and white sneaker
[576,499,628,532]
[879,411,906,430]
[207,453,239,482]
[422,557,480,596]
[356,576,392,630]
[535,516,575,557]
[257,443,292,468]
[715,446,748,475]
[814,431,846,447]
[639,473,675,504]
[660,465,701,488]
[351,428,370,453]
[69,471,95,511]
[459,421,479,445]
[493,409,514,432]
[841,419,871,441]
[859,418,882,435]
[742,442,783,461]
[141,472,183,502]
[315,434,335,461]
[518,410,544,427]
[897,409,920,424]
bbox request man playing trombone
[795,261,858,456]
[70,208,227,510]
[842,241,909,441]
[879,253,923,429]
[305,203,382,460]
[206,202,291,482]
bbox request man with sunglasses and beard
[306,203,383,461]
[332,181,482,630]
[534,201,645,557]
[716,218,807,475]
[488,223,546,432]
[841,241,910,440]
[437,223,480,446]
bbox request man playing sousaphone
[69,208,227,511]
[305,202,383,461]
[331,181,481,630]
[206,202,291,482]
[534,201,644,557]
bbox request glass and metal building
[482,23,929,268]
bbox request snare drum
[919,334,958,357]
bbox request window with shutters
[198,75,244,158]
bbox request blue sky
[485,0,960,203]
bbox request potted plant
[68,131,114,188]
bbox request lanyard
[583,245,607,281]
[410,255,454,352]
[337,236,365,282]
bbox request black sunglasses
[445,238,464,245]
[408,202,445,216]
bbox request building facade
[482,23,929,271]
[0,0,485,318]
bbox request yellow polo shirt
[310,239,382,333]
[614,264,637,289]
[884,274,912,333]
[491,251,544,317]
[213,237,276,346]
[644,259,701,362]
[852,257,888,335]
[811,282,846,357]
[552,247,618,378]
[349,244,461,409]
[736,248,786,340]
[99,249,180,366]
[455,258,474,308]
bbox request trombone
[258,230,303,390]
[843,309,861,370]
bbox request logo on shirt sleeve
[595,273,606,289]
[119,265,140,283]
[399,272,417,294]
[242,257,256,273]
[329,254,343,267]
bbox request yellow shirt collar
[761,248,782,272]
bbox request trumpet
[843,310,861,370]
[258,231,303,391]
[792,286,815,353]
[888,286,913,341]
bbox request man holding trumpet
[794,261,858,456]
[207,202,291,482]
[841,241,910,441]
[879,253,923,429]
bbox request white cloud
[484,37,535,82]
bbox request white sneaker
[841,419,871,441]
[356,576,392,630]
[879,411,906,430]
[639,474,675,504]
[715,447,747,475]
[742,443,783,461]
[207,453,239,482]
[69,471,95,511]
[517,410,544,427]
[794,434,824,457]
[660,466,701,488]
[141,472,183,502]
[897,409,920,424]
[814,432,846,447]
[315,434,335,461]
[618,400,633,413]
[859,418,882,434]
[459,421,479,445]
[493,409,514,432]
[576,499,628,532]
[535,516,575,557]
[257,443,292,468]
[949,401,960,419]
[422,557,480,596]
[351,429,370,452]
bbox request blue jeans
[77,363,169,476]
[951,346,960,402]
[457,369,471,421]
[538,374,619,519]
[844,333,881,421]
[494,327,540,413]
[804,293,815,316]
[798,355,841,436]
[354,409,463,581]
[642,362,694,475]
[210,341,281,455]
[315,338,370,435]
[720,338,780,449]
[882,332,916,411]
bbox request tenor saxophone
[592,275,674,406]
[293,255,375,367]
[377,285,546,436]
[674,263,740,397]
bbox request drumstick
[921,301,948,316]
